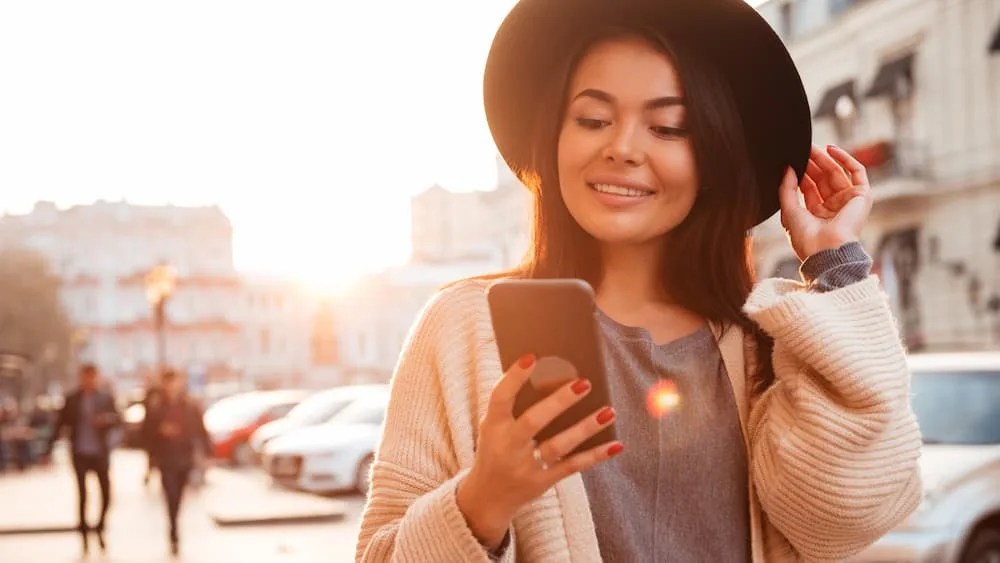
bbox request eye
[650,126,688,139]
[575,117,609,130]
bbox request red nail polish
[571,378,591,395]
[607,443,624,456]
[596,407,615,424]
[518,354,536,369]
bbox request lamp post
[144,263,177,376]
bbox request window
[260,328,271,354]
[911,371,1000,445]
[829,0,858,16]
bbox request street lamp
[144,263,177,375]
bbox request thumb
[777,167,807,228]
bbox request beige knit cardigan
[356,276,923,562]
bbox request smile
[588,183,655,198]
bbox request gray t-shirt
[581,316,749,563]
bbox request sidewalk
[0,448,363,561]
[0,448,346,534]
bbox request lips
[589,183,654,198]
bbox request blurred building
[0,200,242,389]
[332,158,532,382]
[237,276,317,390]
[332,259,499,382]
[753,0,1000,351]
[410,156,531,268]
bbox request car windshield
[204,396,271,428]
[910,370,1000,445]
[286,392,352,424]
[329,396,387,426]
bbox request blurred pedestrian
[142,369,211,556]
[142,375,164,486]
[47,363,120,554]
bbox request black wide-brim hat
[484,0,812,227]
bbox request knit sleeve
[355,289,516,563]
[743,276,923,562]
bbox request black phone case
[487,279,616,457]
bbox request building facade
[0,200,243,389]
[754,0,1000,351]
[332,259,499,382]
[333,157,533,382]
[237,276,318,390]
[410,157,531,267]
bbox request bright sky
[0,0,766,289]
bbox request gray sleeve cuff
[799,241,873,292]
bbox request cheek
[557,126,597,182]
[652,148,699,198]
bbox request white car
[249,384,388,458]
[263,387,389,495]
[850,352,1000,563]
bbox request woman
[143,369,211,556]
[357,0,922,561]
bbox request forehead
[567,36,684,101]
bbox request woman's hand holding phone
[455,353,623,551]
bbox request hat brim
[484,0,812,227]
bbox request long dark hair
[487,26,775,391]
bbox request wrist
[456,471,513,551]
[805,236,858,258]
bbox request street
[0,448,366,562]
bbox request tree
[0,248,71,399]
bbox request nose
[601,122,645,166]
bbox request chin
[578,223,672,246]
[573,211,689,246]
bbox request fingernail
[571,378,591,395]
[596,407,615,424]
[518,354,536,369]
[607,443,624,456]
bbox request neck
[595,239,670,312]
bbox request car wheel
[964,526,1000,563]
[231,442,253,467]
[354,454,374,496]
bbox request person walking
[48,363,120,554]
[142,376,164,486]
[142,369,211,556]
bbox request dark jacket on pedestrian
[143,393,211,469]
[49,389,121,459]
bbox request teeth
[591,184,652,197]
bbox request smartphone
[487,278,615,457]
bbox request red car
[203,390,309,466]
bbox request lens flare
[646,380,681,418]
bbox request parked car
[249,384,389,459]
[204,390,309,466]
[850,352,1000,563]
[263,386,389,495]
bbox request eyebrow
[571,88,685,110]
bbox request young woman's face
[557,36,699,246]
